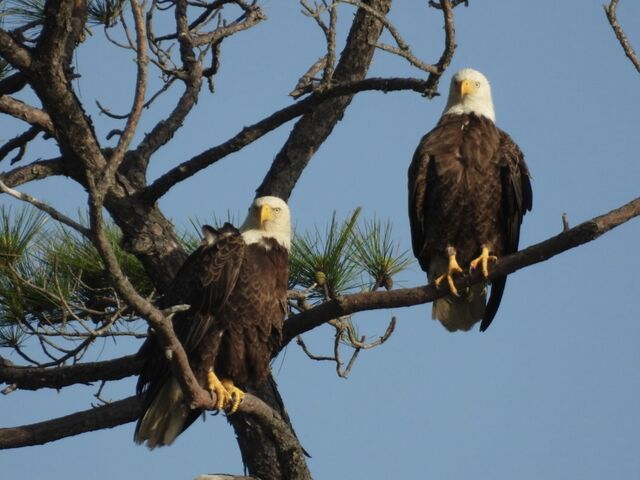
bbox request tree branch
[105,0,148,173]
[604,0,640,72]
[256,0,393,200]
[144,75,430,201]
[0,158,67,187]
[0,29,32,71]
[0,389,310,471]
[0,395,142,449]
[0,72,28,96]
[0,177,91,236]
[0,96,55,135]
[0,126,41,164]
[0,354,142,391]
[281,196,640,346]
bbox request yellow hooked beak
[259,204,274,226]
[460,79,476,97]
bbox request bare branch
[604,0,640,72]
[281,196,640,346]
[0,29,32,70]
[0,158,67,188]
[0,127,41,164]
[296,336,336,362]
[0,72,28,96]
[105,0,149,172]
[86,184,219,412]
[255,0,394,200]
[0,395,142,449]
[0,355,142,391]
[145,75,431,201]
[0,389,310,474]
[0,178,91,236]
[421,0,457,98]
[340,0,438,74]
[0,96,55,134]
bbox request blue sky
[1,1,640,479]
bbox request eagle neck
[242,229,291,250]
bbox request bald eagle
[134,196,291,448]
[408,68,532,332]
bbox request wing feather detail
[136,223,245,399]
[481,131,533,331]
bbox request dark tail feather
[480,276,507,332]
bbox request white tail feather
[134,378,190,449]
[429,256,486,332]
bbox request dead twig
[604,0,640,72]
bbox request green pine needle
[352,217,413,290]
[3,0,45,24]
[88,0,125,27]
[289,208,363,299]
[0,205,47,270]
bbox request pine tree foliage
[0,206,413,363]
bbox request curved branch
[281,196,640,346]
[604,0,640,72]
[0,127,41,164]
[421,0,457,98]
[145,75,430,202]
[0,354,142,391]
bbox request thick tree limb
[0,390,309,471]
[144,76,431,202]
[0,30,32,71]
[0,355,142,391]
[0,395,142,449]
[281,196,640,345]
[256,0,393,200]
[0,96,55,135]
[0,158,71,187]
[0,72,28,96]
[604,0,640,73]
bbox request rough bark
[256,0,393,200]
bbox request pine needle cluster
[289,208,413,300]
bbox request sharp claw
[470,247,497,279]
[208,370,231,411]
[447,274,460,297]
[221,379,245,414]
[434,251,463,295]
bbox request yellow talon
[207,369,231,411]
[221,379,245,414]
[470,246,498,279]
[434,252,464,297]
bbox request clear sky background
[1,1,640,479]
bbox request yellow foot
[207,369,231,411]
[221,379,245,414]
[434,252,464,296]
[469,246,498,279]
